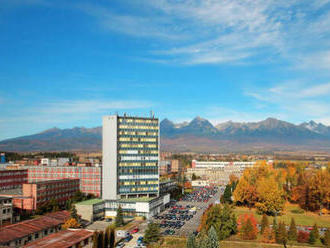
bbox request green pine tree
[186,233,197,248]
[97,231,104,248]
[260,214,269,234]
[223,184,232,204]
[115,205,124,227]
[276,222,288,247]
[144,222,161,244]
[309,223,319,244]
[208,226,219,248]
[104,226,110,248]
[109,225,115,248]
[288,217,297,241]
[70,205,80,223]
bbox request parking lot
[151,186,223,236]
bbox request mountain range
[0,117,330,153]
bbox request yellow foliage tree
[62,218,80,229]
[255,176,285,215]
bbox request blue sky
[1,0,330,140]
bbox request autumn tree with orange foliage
[262,226,275,243]
[234,161,285,214]
[292,169,330,211]
[238,214,258,240]
[62,218,80,229]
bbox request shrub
[297,231,309,243]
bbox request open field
[149,237,324,248]
[234,203,330,228]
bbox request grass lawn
[149,237,324,248]
[234,203,330,227]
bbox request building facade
[0,179,80,212]
[102,115,169,218]
[187,160,256,185]
[0,197,12,227]
[26,166,101,196]
[75,199,105,222]
[24,229,94,248]
[0,169,28,190]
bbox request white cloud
[246,81,330,124]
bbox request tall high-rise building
[102,114,169,218]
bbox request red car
[131,228,139,234]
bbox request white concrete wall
[102,116,118,201]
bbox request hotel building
[102,114,169,218]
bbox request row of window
[119,186,158,193]
[119,143,157,148]
[119,162,157,167]
[119,137,157,142]
[119,167,158,175]
[120,180,158,186]
[119,131,158,136]
[119,150,158,155]
[118,118,158,124]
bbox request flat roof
[24,229,93,248]
[75,198,104,206]
[0,211,70,244]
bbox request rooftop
[0,211,70,244]
[23,229,93,248]
[75,198,104,206]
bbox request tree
[208,226,219,248]
[309,223,319,244]
[238,214,258,240]
[260,214,269,234]
[255,177,285,215]
[109,225,115,248]
[62,218,80,229]
[202,204,237,240]
[276,222,288,248]
[97,231,104,248]
[186,233,197,248]
[262,226,275,243]
[70,205,80,223]
[321,228,330,247]
[115,205,124,227]
[297,231,309,243]
[92,232,99,248]
[144,222,161,244]
[222,184,232,204]
[288,218,297,241]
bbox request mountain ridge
[0,117,329,152]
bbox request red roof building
[0,210,69,247]
[24,229,94,248]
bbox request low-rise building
[187,160,256,185]
[24,229,94,248]
[26,166,101,196]
[159,180,177,195]
[0,169,28,190]
[0,179,80,212]
[0,197,12,227]
[75,199,105,222]
[0,210,70,247]
[105,194,170,219]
